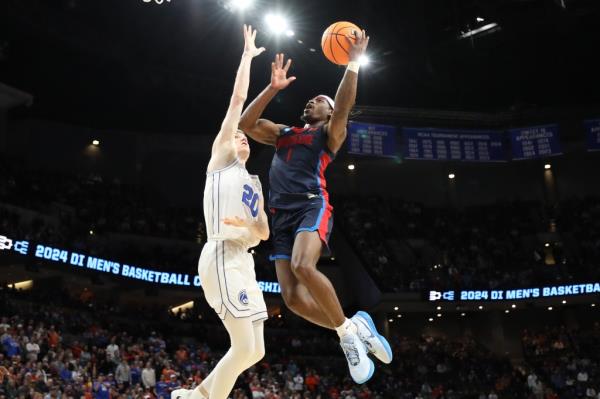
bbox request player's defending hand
[243,24,266,58]
[222,216,250,228]
[269,53,296,90]
[347,29,370,62]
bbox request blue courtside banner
[584,119,600,151]
[508,124,562,160]
[402,127,506,162]
[347,121,397,158]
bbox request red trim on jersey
[317,152,333,240]
[291,126,306,134]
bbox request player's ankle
[335,317,357,338]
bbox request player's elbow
[258,226,270,241]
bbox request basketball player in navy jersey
[239,30,392,384]
[172,25,269,399]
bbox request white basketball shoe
[340,331,375,384]
[352,311,393,364]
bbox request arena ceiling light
[8,280,33,290]
[460,23,500,39]
[476,17,485,22]
[264,13,289,35]
[92,139,100,146]
[348,164,355,170]
[545,164,552,170]
[226,0,253,11]
[448,173,456,179]
[171,301,194,313]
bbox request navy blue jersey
[269,125,334,210]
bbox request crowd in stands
[335,196,600,292]
[4,285,576,399]
[522,324,600,399]
[2,159,600,293]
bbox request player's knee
[233,337,255,360]
[290,259,316,283]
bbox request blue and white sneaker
[340,332,375,384]
[352,311,393,364]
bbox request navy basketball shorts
[269,202,333,261]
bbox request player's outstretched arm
[208,25,265,172]
[239,53,296,146]
[326,29,370,154]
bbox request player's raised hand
[347,29,370,62]
[243,24,265,58]
[270,53,296,90]
[223,216,250,228]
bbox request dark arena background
[1,0,600,398]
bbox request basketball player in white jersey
[172,25,268,399]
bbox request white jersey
[203,159,261,249]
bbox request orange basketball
[321,21,361,65]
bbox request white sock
[335,318,357,338]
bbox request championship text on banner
[428,283,600,302]
[347,121,397,158]
[584,119,600,151]
[402,127,506,162]
[0,233,281,294]
[508,124,562,160]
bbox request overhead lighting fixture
[397,314,402,318]
[348,164,355,170]
[436,306,442,310]
[461,313,466,317]
[545,243,550,247]
[548,306,553,311]
[437,313,442,317]
[388,319,393,323]
[511,304,516,309]
[428,318,434,322]
[476,17,485,22]
[264,13,289,35]
[562,300,567,304]
[285,30,295,37]
[448,173,456,179]
[478,305,483,310]
[227,0,254,11]
[92,140,100,146]
[505,309,510,314]
[171,300,194,314]
[394,306,399,311]
[8,280,33,290]
[544,164,551,170]
[460,23,500,39]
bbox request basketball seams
[334,34,350,57]
[321,21,360,66]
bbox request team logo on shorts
[238,289,249,305]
